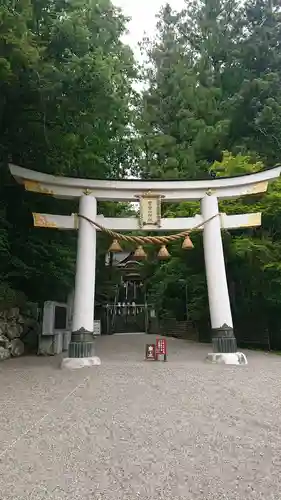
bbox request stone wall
[0,306,39,361]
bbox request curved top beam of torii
[9,163,281,202]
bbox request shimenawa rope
[78,213,220,245]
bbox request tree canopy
[0,0,137,305]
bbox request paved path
[0,335,281,499]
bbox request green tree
[0,0,137,306]
[137,0,246,180]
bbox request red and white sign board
[156,338,167,361]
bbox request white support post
[201,194,233,331]
[72,195,96,333]
[201,194,247,365]
[66,194,100,366]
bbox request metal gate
[105,303,149,334]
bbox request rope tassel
[134,245,147,260]
[182,235,194,250]
[157,245,170,260]
[108,239,122,253]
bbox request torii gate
[9,164,281,368]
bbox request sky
[112,0,186,59]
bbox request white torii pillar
[67,194,98,364]
[201,194,246,365]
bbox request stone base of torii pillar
[61,356,101,370]
[206,352,248,365]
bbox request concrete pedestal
[61,356,101,370]
[206,352,248,365]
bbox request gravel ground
[0,335,281,500]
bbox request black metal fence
[196,317,281,351]
[158,318,199,341]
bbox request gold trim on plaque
[245,181,268,195]
[24,181,54,195]
[33,213,57,228]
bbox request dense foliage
[140,0,281,347]
[1,0,281,347]
[0,0,137,306]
